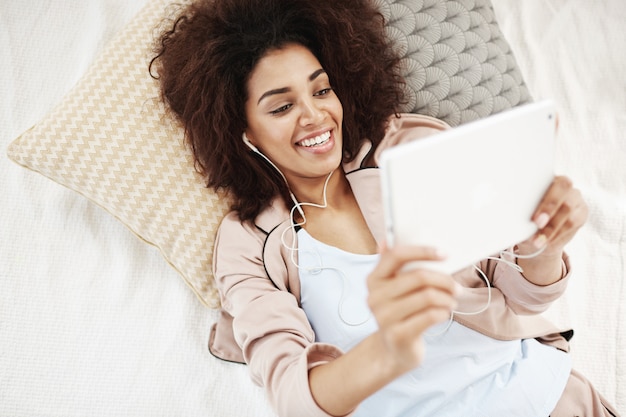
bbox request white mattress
[1,1,623,415]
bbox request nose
[298,97,324,127]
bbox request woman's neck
[290,169,378,254]
[289,169,350,210]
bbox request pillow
[7,0,228,309]
[380,0,531,124]
[7,0,530,308]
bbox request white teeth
[300,131,331,147]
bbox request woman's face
[244,43,344,187]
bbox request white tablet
[379,100,557,273]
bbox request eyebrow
[257,68,327,105]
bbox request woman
[151,0,618,415]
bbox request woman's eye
[270,104,292,115]
[314,87,332,96]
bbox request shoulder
[214,200,288,263]
[345,113,450,171]
[215,211,263,244]
[213,211,266,278]
[216,197,289,239]
[375,113,449,159]
[213,200,295,294]
[386,113,449,135]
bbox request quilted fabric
[7,0,529,308]
[380,0,531,125]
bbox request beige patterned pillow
[7,0,529,309]
[7,0,229,308]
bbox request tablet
[379,100,557,273]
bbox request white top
[297,229,571,417]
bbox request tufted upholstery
[379,0,531,126]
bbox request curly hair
[151,0,405,221]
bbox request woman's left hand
[515,175,588,285]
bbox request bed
[1,0,623,415]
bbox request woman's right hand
[309,244,459,416]
[367,244,459,373]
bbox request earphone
[243,132,546,332]
[278,169,372,326]
[242,132,259,152]
[425,245,547,338]
[243,132,305,218]
[280,169,335,271]
[244,138,365,325]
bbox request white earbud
[242,132,259,152]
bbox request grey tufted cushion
[377,0,532,126]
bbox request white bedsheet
[495,1,626,412]
[1,1,623,416]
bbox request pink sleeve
[213,214,350,417]
[372,113,449,163]
[487,252,571,315]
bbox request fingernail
[435,248,448,259]
[535,213,550,229]
[533,234,547,248]
[454,282,463,296]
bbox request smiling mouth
[297,131,331,148]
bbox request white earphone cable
[242,133,547,333]
[427,245,547,338]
